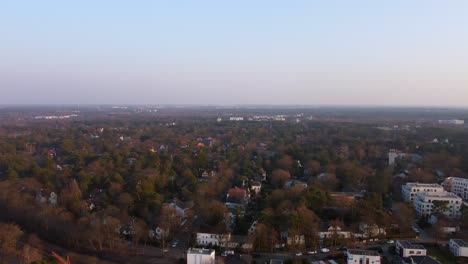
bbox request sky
[1,1,468,106]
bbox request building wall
[443,177,468,200]
[449,240,468,257]
[413,193,462,218]
[346,254,381,264]
[396,242,427,258]
[187,252,215,264]
[401,183,445,202]
[196,233,230,247]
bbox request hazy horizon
[2,1,468,106]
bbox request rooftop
[347,249,380,256]
[451,239,468,247]
[397,241,426,250]
[404,183,443,188]
[416,192,461,199]
[446,177,468,182]
[188,248,215,255]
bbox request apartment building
[413,192,462,218]
[443,177,468,200]
[401,182,445,202]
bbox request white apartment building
[346,249,381,264]
[396,241,427,258]
[401,182,445,202]
[443,177,468,200]
[449,239,468,257]
[187,248,215,264]
[413,192,462,218]
[196,232,231,247]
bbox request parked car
[386,240,395,244]
[307,250,317,255]
[320,248,330,253]
[295,252,303,256]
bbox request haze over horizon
[1,1,468,106]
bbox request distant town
[0,106,467,264]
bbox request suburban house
[319,226,353,240]
[167,199,193,220]
[196,232,231,247]
[280,231,305,246]
[250,181,262,194]
[195,232,252,250]
[187,248,215,264]
[449,239,468,257]
[359,223,386,238]
[225,187,250,209]
[35,189,58,207]
[346,249,381,264]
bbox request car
[339,246,347,251]
[221,252,228,257]
[171,241,178,248]
[307,250,317,255]
[386,240,395,244]
[320,248,330,253]
[295,252,303,256]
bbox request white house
[443,177,468,200]
[449,239,468,257]
[413,192,462,218]
[319,226,353,239]
[346,249,381,264]
[167,200,193,220]
[396,241,426,258]
[196,232,231,247]
[401,183,445,202]
[187,248,215,264]
[250,181,262,194]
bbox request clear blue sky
[1,1,468,106]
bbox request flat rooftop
[347,249,380,256]
[416,192,461,199]
[452,239,468,247]
[187,248,215,255]
[405,183,443,188]
[397,241,426,249]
